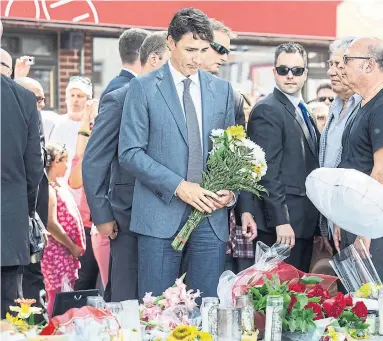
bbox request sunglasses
[275,66,306,76]
[70,75,92,85]
[210,42,230,55]
[35,95,45,103]
[318,96,334,103]
[1,61,11,69]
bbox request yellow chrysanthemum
[197,331,213,341]
[226,125,246,140]
[167,325,198,341]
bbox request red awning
[1,0,340,38]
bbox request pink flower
[143,292,156,306]
[164,287,181,307]
[141,304,162,321]
[157,299,169,308]
[175,278,187,291]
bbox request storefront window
[2,30,58,110]
[93,37,120,98]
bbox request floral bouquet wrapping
[172,125,267,251]
[222,242,338,302]
[40,306,121,340]
[330,242,382,299]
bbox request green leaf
[294,294,308,310]
[28,314,35,326]
[300,276,323,285]
[289,318,297,332]
[308,297,321,303]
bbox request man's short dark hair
[140,31,168,66]
[316,83,332,96]
[168,8,213,43]
[119,28,150,64]
[274,42,308,68]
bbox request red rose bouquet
[248,275,369,335]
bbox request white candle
[202,307,210,332]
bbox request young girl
[41,142,86,318]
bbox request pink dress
[41,182,86,291]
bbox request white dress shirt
[123,68,138,77]
[168,60,203,146]
[169,61,235,205]
[276,86,302,112]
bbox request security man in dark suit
[238,43,320,272]
[1,75,44,318]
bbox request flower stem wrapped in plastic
[172,125,267,251]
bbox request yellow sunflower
[226,125,246,140]
[197,331,213,341]
[167,325,198,341]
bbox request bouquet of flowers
[1,298,43,338]
[172,125,267,251]
[249,275,369,337]
[140,274,201,332]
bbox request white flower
[211,129,224,137]
[241,138,257,150]
[251,145,266,161]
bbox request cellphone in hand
[25,56,35,65]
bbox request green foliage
[300,276,323,285]
[338,311,369,330]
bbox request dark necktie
[298,101,316,143]
[183,78,203,183]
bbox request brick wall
[58,33,93,114]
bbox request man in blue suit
[83,32,170,301]
[118,8,236,298]
[100,28,150,102]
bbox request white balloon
[306,168,383,239]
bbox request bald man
[15,77,45,111]
[1,48,13,77]
[337,37,383,277]
[15,77,48,319]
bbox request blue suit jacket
[99,70,135,103]
[83,84,135,233]
[118,63,235,241]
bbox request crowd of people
[1,8,383,320]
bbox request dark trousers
[1,265,22,318]
[109,231,138,302]
[138,216,226,303]
[225,255,255,274]
[74,228,98,291]
[22,262,45,322]
[257,230,314,273]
